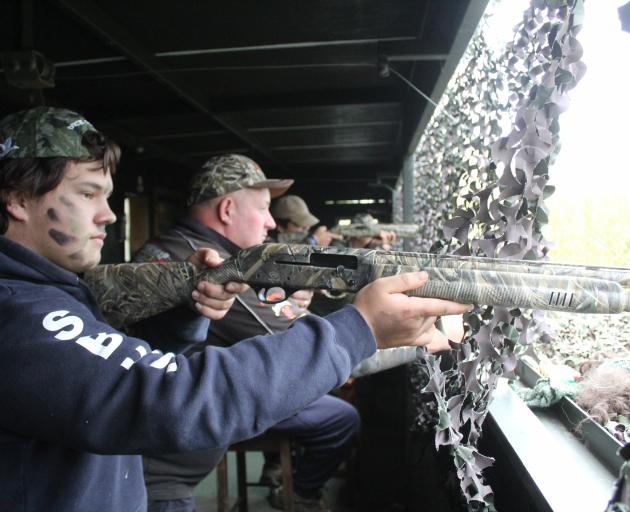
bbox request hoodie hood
[0,235,80,287]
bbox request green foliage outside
[545,191,630,267]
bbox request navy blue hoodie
[0,236,376,512]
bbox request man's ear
[4,191,30,222]
[217,196,234,225]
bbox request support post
[402,153,415,251]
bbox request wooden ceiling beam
[52,0,285,170]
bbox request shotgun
[84,243,630,328]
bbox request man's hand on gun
[187,248,248,320]
[352,271,473,350]
[424,314,466,353]
[372,229,396,250]
[353,230,396,250]
[311,225,343,246]
[290,289,314,309]
[187,249,470,350]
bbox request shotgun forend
[84,243,630,328]
[331,223,420,238]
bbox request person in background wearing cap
[270,194,342,246]
[308,213,397,317]
[0,108,472,512]
[311,212,465,344]
[345,212,397,250]
[133,156,359,512]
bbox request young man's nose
[98,201,117,226]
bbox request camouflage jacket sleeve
[130,231,211,353]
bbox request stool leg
[236,451,249,512]
[216,455,228,512]
[279,442,294,512]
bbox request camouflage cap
[0,106,97,160]
[271,195,319,228]
[187,154,293,206]
[352,212,378,225]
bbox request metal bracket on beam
[1,50,55,89]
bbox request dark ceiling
[0,0,488,223]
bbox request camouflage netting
[538,313,630,369]
[397,0,587,509]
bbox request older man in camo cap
[187,154,292,206]
[133,154,363,512]
[135,154,292,265]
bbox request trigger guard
[255,286,289,304]
[322,289,350,300]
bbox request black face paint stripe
[59,196,75,208]
[47,208,59,222]
[49,229,76,246]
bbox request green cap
[0,106,96,160]
[187,154,293,206]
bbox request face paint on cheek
[59,195,76,209]
[59,194,91,241]
[49,229,78,246]
[47,208,60,222]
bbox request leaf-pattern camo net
[394,1,589,509]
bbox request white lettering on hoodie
[42,310,178,372]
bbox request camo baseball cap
[352,213,378,225]
[271,195,319,228]
[187,154,293,206]
[0,106,97,160]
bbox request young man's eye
[81,192,95,199]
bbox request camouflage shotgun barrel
[84,243,630,328]
[331,223,420,238]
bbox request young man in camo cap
[0,108,471,512]
[0,106,252,511]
